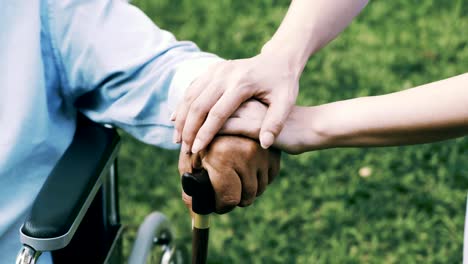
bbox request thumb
[259,99,293,149]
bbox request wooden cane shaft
[192,226,209,264]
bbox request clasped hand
[178,136,281,214]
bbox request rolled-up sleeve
[45,0,222,149]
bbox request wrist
[260,40,307,79]
[279,106,332,154]
[308,100,365,149]
[301,104,348,151]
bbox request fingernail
[260,132,274,149]
[170,112,176,121]
[192,139,202,154]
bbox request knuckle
[209,137,260,160]
[194,133,207,144]
[182,131,195,143]
[184,91,198,103]
[222,60,235,71]
[190,100,207,114]
[238,85,252,98]
[241,139,260,155]
[208,109,229,122]
[219,195,240,208]
[230,69,244,82]
[209,138,231,156]
[216,195,240,213]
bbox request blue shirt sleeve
[44,0,221,148]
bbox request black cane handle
[182,169,216,215]
[182,169,215,264]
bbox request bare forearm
[263,0,368,74]
[306,73,468,149]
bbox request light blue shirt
[0,0,220,262]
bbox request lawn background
[119,0,468,263]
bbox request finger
[267,148,282,184]
[190,151,204,169]
[181,83,224,152]
[178,146,195,212]
[218,99,266,137]
[259,97,294,149]
[191,87,253,153]
[226,136,261,207]
[173,72,213,144]
[180,150,205,212]
[178,144,193,175]
[256,166,269,197]
[203,162,241,214]
[237,167,258,207]
[219,117,261,139]
[173,98,194,144]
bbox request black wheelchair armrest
[19,114,120,251]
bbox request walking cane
[182,169,215,264]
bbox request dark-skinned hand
[178,136,281,214]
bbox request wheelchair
[16,114,187,264]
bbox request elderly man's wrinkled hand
[178,136,281,214]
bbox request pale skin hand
[220,73,468,153]
[173,55,300,153]
[218,100,323,154]
[178,136,281,214]
[172,0,369,154]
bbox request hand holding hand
[173,51,301,154]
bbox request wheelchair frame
[16,114,183,264]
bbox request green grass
[119,0,468,263]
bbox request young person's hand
[171,0,368,155]
[219,100,331,154]
[172,51,301,153]
[221,72,468,153]
[178,135,281,214]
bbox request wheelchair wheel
[128,212,188,264]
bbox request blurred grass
[119,0,468,263]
